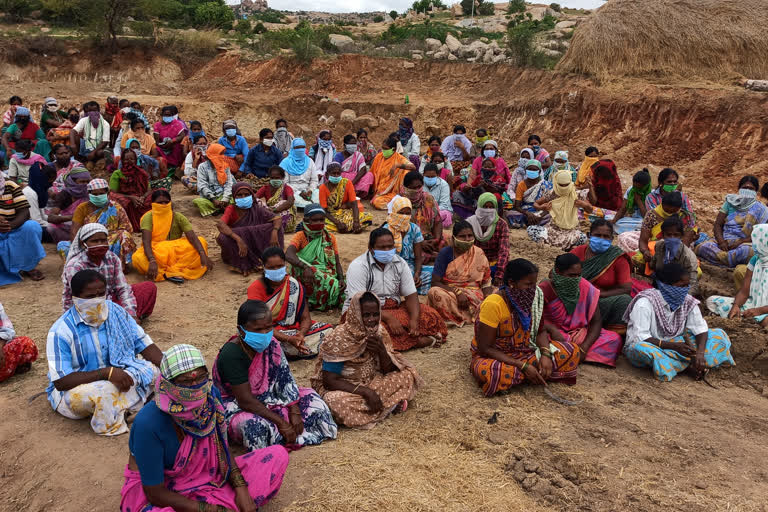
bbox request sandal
[20,269,45,281]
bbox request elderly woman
[280,138,319,209]
[335,133,374,199]
[217,182,283,276]
[570,219,633,335]
[242,127,283,188]
[108,148,151,231]
[312,291,422,428]
[528,170,591,251]
[133,189,213,283]
[217,119,249,173]
[507,159,553,229]
[193,143,235,217]
[46,167,92,244]
[467,192,509,286]
[540,253,624,367]
[344,228,448,350]
[285,204,346,311]
[370,135,416,210]
[121,344,289,512]
[384,196,432,295]
[428,220,493,327]
[309,129,336,178]
[707,224,768,328]
[0,301,38,383]
[212,300,338,450]
[696,175,768,268]
[256,165,297,232]
[612,169,652,234]
[319,163,373,233]
[248,247,334,358]
[62,223,156,320]
[152,105,187,170]
[471,259,581,397]
[68,178,135,265]
[625,264,734,381]
[356,128,377,166]
[401,171,444,263]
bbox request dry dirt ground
[2,55,768,512]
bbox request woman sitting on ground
[370,135,416,210]
[212,300,338,450]
[540,253,624,367]
[461,157,508,211]
[2,106,50,159]
[647,216,700,295]
[471,259,581,397]
[630,192,697,268]
[528,170,591,251]
[543,150,577,182]
[309,129,336,179]
[570,219,633,335]
[625,263,734,381]
[467,192,509,286]
[319,162,373,233]
[507,159,553,229]
[312,291,422,428]
[356,128,377,166]
[528,134,551,169]
[216,182,283,277]
[7,139,47,185]
[612,169,652,234]
[470,140,510,188]
[62,223,156,321]
[133,189,213,283]
[384,196,432,295]
[285,205,346,311]
[46,167,92,244]
[344,228,448,350]
[45,105,76,148]
[508,148,535,196]
[217,119,248,173]
[440,125,474,180]
[707,224,768,328]
[120,117,158,158]
[121,343,289,512]
[696,175,768,268]
[153,105,187,173]
[574,146,600,188]
[334,133,374,199]
[242,127,283,188]
[255,165,297,233]
[280,138,318,209]
[125,138,171,191]
[398,117,421,168]
[401,171,444,263]
[420,137,454,179]
[0,301,38,383]
[586,159,623,218]
[248,247,334,358]
[48,143,82,194]
[428,220,493,327]
[423,163,453,227]
[67,178,135,265]
[108,148,151,232]
[644,167,695,213]
[193,143,235,217]
[181,133,208,190]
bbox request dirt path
[1,55,768,511]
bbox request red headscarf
[119,150,150,196]
[591,159,623,211]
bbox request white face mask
[73,296,108,327]
[262,138,274,147]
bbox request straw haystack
[556,0,768,81]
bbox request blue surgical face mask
[291,148,305,159]
[89,193,109,207]
[240,326,273,352]
[589,236,612,254]
[345,144,357,154]
[532,145,541,154]
[189,130,204,140]
[225,128,237,138]
[328,175,342,184]
[235,195,253,209]
[526,170,540,179]
[483,149,496,158]
[162,116,174,123]
[264,266,286,282]
[14,151,26,158]
[373,248,396,264]
[424,176,438,187]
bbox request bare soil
[1,54,768,512]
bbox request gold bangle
[521,362,529,372]
[107,367,114,381]
[352,384,361,393]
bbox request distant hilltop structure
[232,0,269,17]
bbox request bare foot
[414,336,437,348]
[15,362,32,374]
[21,269,44,281]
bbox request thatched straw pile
[556,0,768,81]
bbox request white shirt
[402,133,421,157]
[343,252,417,312]
[425,178,452,212]
[74,117,110,151]
[183,151,197,177]
[22,186,48,227]
[625,296,708,353]
[284,159,318,196]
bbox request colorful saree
[575,244,633,333]
[323,178,373,232]
[427,246,492,327]
[260,183,297,233]
[696,199,768,267]
[505,179,553,228]
[76,201,136,264]
[247,276,333,358]
[216,202,282,274]
[539,278,623,367]
[407,187,445,263]
[381,298,448,351]
[371,152,409,210]
[212,337,337,451]
[109,163,151,232]
[290,229,344,311]
[340,151,374,195]
[153,119,187,167]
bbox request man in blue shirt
[217,119,249,173]
[46,269,162,435]
[242,128,283,181]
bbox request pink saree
[153,119,187,167]
[340,151,374,195]
[539,278,623,367]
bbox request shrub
[251,8,284,23]
[234,20,251,35]
[253,21,267,34]
[130,20,154,37]
[194,2,233,30]
[507,0,526,14]
[373,14,384,22]
[461,0,494,16]
[478,1,495,15]
[379,20,457,43]
[389,10,398,19]
[412,0,446,13]
[0,0,39,21]
[157,29,220,60]
[549,2,561,12]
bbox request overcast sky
[228,0,604,14]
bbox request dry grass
[557,0,768,82]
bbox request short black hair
[660,216,684,234]
[237,300,270,326]
[423,163,439,174]
[161,105,178,115]
[661,191,683,209]
[430,151,445,161]
[738,175,759,191]
[261,246,285,263]
[67,107,79,116]
[151,189,171,202]
[452,124,466,134]
[275,118,287,127]
[585,146,599,156]
[9,95,22,104]
[130,101,141,109]
[82,100,100,111]
[259,128,273,139]
[504,258,538,282]
[268,165,285,177]
[343,134,356,144]
[554,253,581,272]
[658,167,679,185]
[589,218,613,235]
[356,128,368,137]
[369,227,394,247]
[403,171,423,188]
[428,135,442,145]
[190,120,202,128]
[452,219,473,237]
[192,134,207,144]
[633,169,651,185]
[130,118,145,130]
[52,143,70,154]
[15,139,33,152]
[528,134,542,144]
[119,98,129,107]
[656,262,686,285]
[71,269,106,297]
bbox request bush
[234,20,251,35]
[0,0,40,21]
[130,20,154,37]
[389,10,398,19]
[412,0,446,13]
[251,8,284,23]
[506,16,560,68]
[41,0,86,25]
[549,2,561,12]
[461,0,494,16]
[378,20,457,43]
[373,14,384,22]
[478,2,495,15]
[253,21,266,34]
[507,0,526,14]
[157,29,220,60]
[194,2,233,30]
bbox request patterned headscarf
[66,223,108,263]
[398,117,414,145]
[159,344,207,380]
[550,272,581,315]
[63,168,92,199]
[232,181,253,198]
[319,292,382,362]
[386,196,413,252]
[87,178,109,191]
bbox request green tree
[549,2,561,12]
[478,1,494,15]
[507,0,526,14]
[373,14,384,22]
[411,0,446,13]
[0,0,40,21]
[41,0,87,25]
[461,0,494,16]
[194,1,234,29]
[389,10,398,19]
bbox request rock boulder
[425,38,442,51]
[328,34,355,52]
[445,33,462,52]
[340,109,356,122]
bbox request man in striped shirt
[0,171,46,285]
